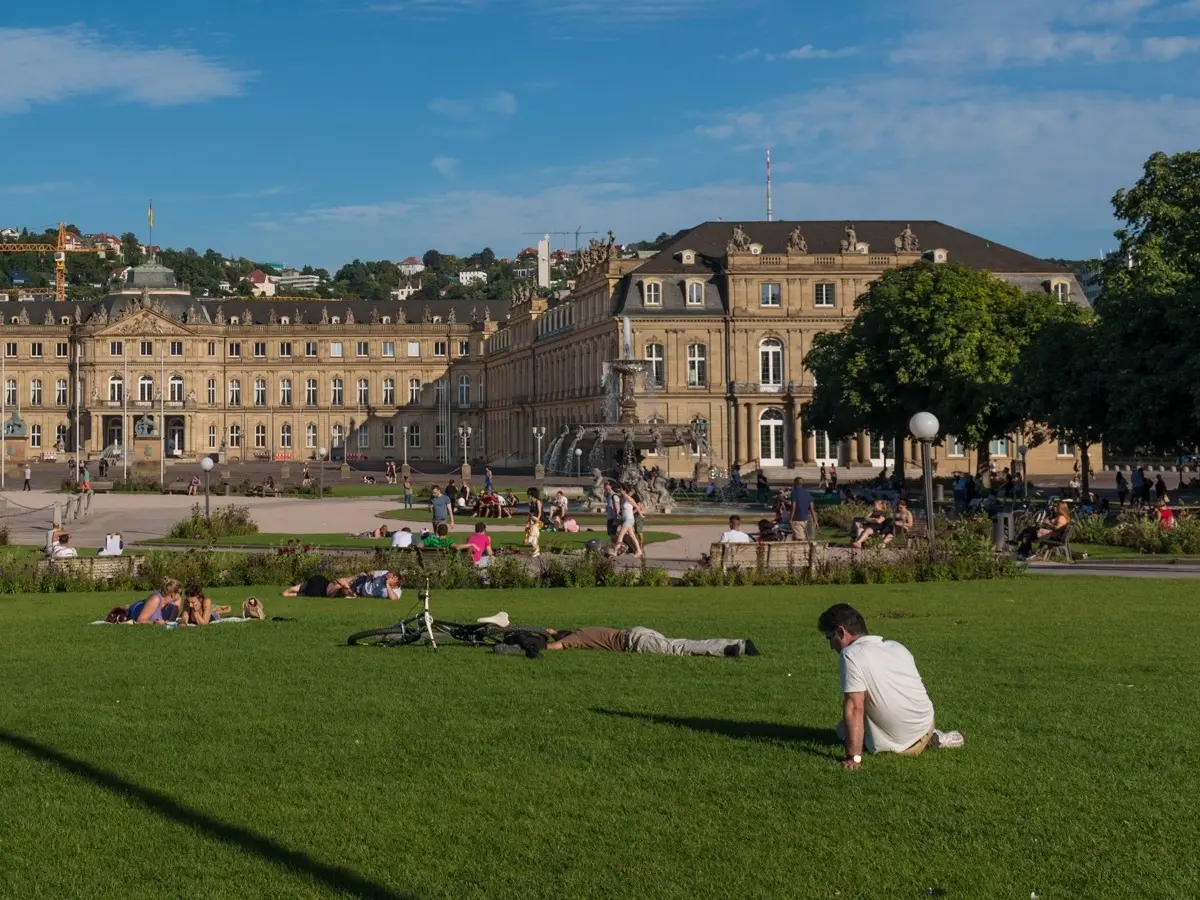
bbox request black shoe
[742,639,760,657]
[724,643,742,657]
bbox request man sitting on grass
[817,603,935,770]
[544,626,759,657]
[421,523,456,549]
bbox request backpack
[105,606,128,624]
[242,597,266,620]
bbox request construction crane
[523,227,598,253]
[0,223,111,302]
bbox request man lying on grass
[818,603,935,770]
[282,570,403,599]
[544,626,759,657]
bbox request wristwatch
[851,754,862,764]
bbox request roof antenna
[765,146,773,222]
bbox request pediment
[97,310,194,337]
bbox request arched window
[759,338,783,388]
[254,424,266,448]
[331,378,344,407]
[331,423,344,448]
[408,377,421,404]
[228,379,242,406]
[645,343,664,387]
[759,408,785,465]
[139,376,154,403]
[689,417,708,456]
[357,378,369,406]
[108,375,123,403]
[254,379,267,406]
[280,424,292,449]
[458,373,470,406]
[229,424,242,448]
[56,379,68,406]
[305,423,317,449]
[169,375,184,403]
[29,378,43,406]
[383,378,395,406]
[686,343,707,387]
[280,378,292,406]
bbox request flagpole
[148,199,153,260]
[123,354,128,482]
[160,343,165,487]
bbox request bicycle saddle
[477,611,510,628]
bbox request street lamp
[318,446,327,499]
[532,426,546,469]
[458,423,473,467]
[575,447,583,478]
[200,456,215,523]
[402,425,409,469]
[1017,444,1029,499]
[908,411,940,560]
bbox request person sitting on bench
[545,626,759,657]
[1015,501,1071,558]
[852,501,896,549]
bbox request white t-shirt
[391,530,414,548]
[839,635,934,753]
[50,544,79,559]
[721,530,752,543]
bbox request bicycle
[346,580,549,650]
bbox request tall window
[208,425,217,449]
[332,423,344,448]
[56,379,68,406]
[228,342,240,358]
[140,341,153,357]
[207,341,216,357]
[946,436,966,457]
[253,379,266,406]
[989,437,1009,457]
[280,378,293,407]
[207,378,217,405]
[408,424,421,447]
[30,343,43,358]
[30,378,43,406]
[408,378,421,404]
[108,376,123,403]
[331,378,344,407]
[814,283,836,307]
[435,422,446,448]
[329,342,343,358]
[383,378,395,406]
[169,376,184,403]
[1053,282,1069,301]
[279,342,292,358]
[760,283,781,307]
[30,424,41,448]
[434,341,447,357]
[305,342,317,358]
[280,424,292,449]
[759,338,783,387]
[644,282,662,306]
[383,342,395,358]
[357,378,369,406]
[228,379,242,406]
[110,341,123,357]
[458,340,470,357]
[383,423,395,448]
[687,343,707,387]
[687,282,704,305]
[170,341,183,357]
[458,373,470,406]
[139,376,154,403]
[357,426,370,449]
[306,378,318,406]
[4,343,16,358]
[253,342,267,359]
[435,379,447,404]
[56,424,68,448]
[1057,439,1075,457]
[645,343,665,387]
[3,379,14,406]
[254,424,266,448]
[229,424,242,448]
[306,423,317,449]
[56,342,68,358]
[356,341,369,357]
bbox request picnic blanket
[90,616,255,627]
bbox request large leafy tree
[805,262,1070,473]
[1097,150,1200,454]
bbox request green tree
[423,249,442,271]
[1097,150,1200,455]
[804,262,1069,475]
[120,232,143,267]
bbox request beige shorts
[895,727,935,757]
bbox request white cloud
[431,156,459,176]
[0,26,247,115]
[428,90,517,122]
[766,45,858,61]
[369,0,728,21]
[731,48,762,61]
[1141,35,1200,58]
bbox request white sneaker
[932,729,964,749]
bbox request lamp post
[532,425,546,480]
[200,456,214,523]
[155,390,164,489]
[1017,444,1029,500]
[318,446,327,499]
[402,426,409,469]
[908,411,940,560]
[458,423,472,467]
[575,447,583,478]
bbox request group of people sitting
[850,499,914,550]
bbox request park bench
[250,484,277,498]
[88,480,115,493]
[36,555,146,580]
[165,480,191,494]
[1037,523,1075,563]
[709,540,827,574]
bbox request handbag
[242,597,266,620]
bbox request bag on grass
[105,606,128,624]
[243,597,266,620]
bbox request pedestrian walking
[23,464,32,491]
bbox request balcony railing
[730,381,798,395]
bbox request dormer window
[280,316,290,325]
[381,315,392,324]
[686,282,704,306]
[1053,283,1069,300]
[676,249,697,265]
[925,248,949,264]
[230,316,240,325]
[643,281,662,307]
[331,316,341,324]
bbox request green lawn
[2,579,1197,898]
[146,530,680,550]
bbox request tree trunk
[1081,442,1092,501]
[893,431,905,483]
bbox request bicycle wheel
[346,624,425,647]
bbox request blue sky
[2,0,1199,268]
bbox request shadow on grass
[592,709,840,758]
[0,728,409,900]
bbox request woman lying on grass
[125,578,184,624]
[177,585,233,626]
[349,525,392,539]
[282,570,403,599]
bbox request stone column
[744,403,754,465]
[788,402,800,467]
[855,432,869,466]
[804,431,817,465]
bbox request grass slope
[2,580,1198,899]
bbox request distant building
[398,257,426,276]
[88,233,122,253]
[458,270,488,286]
[0,228,19,241]
[9,269,28,286]
[278,269,322,293]
[514,267,535,279]
[245,269,277,297]
[391,283,420,301]
[218,280,231,293]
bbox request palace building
[0,220,1087,478]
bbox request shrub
[110,476,162,493]
[167,504,259,541]
[818,502,871,533]
[0,523,9,546]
